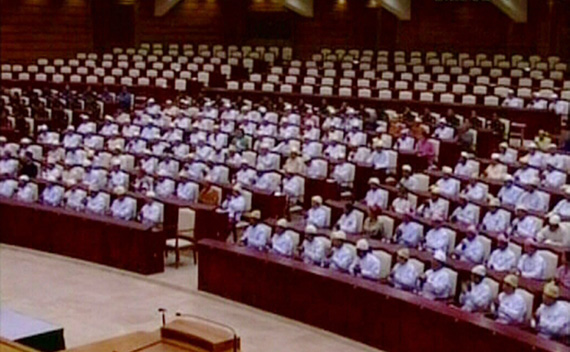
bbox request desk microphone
[175,312,238,352]
[158,308,167,326]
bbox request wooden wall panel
[0,0,93,63]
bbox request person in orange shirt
[198,182,220,206]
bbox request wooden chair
[165,208,196,268]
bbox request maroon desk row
[197,239,566,352]
[0,198,164,274]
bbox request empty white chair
[398,91,413,100]
[462,94,477,105]
[484,96,499,106]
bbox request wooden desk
[198,239,568,352]
[0,198,165,275]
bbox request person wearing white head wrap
[519,142,546,168]
[394,215,423,248]
[389,248,419,291]
[257,119,277,138]
[534,282,570,339]
[461,179,487,202]
[301,224,329,266]
[517,239,546,280]
[513,165,540,186]
[328,231,357,273]
[154,175,176,198]
[62,127,82,149]
[306,196,328,228]
[107,159,129,190]
[450,197,479,226]
[420,250,452,300]
[454,226,485,264]
[366,139,390,170]
[256,144,279,171]
[424,220,453,254]
[220,184,247,222]
[502,90,524,109]
[282,170,304,204]
[537,215,570,246]
[481,198,510,233]
[110,187,137,221]
[85,185,109,215]
[541,162,567,189]
[418,187,448,220]
[394,129,415,152]
[323,140,346,161]
[510,206,543,240]
[349,239,381,280]
[459,265,492,313]
[335,203,360,234]
[483,153,508,180]
[138,191,163,225]
[77,117,97,134]
[527,93,548,110]
[240,210,272,249]
[518,182,548,213]
[83,164,108,191]
[15,175,36,203]
[363,177,389,209]
[435,167,460,197]
[487,234,517,272]
[139,151,158,175]
[391,188,413,215]
[41,177,65,207]
[454,152,477,177]
[550,188,570,218]
[0,177,18,198]
[303,121,321,141]
[0,151,19,177]
[497,175,525,206]
[283,148,306,175]
[64,182,87,211]
[157,156,179,178]
[99,117,120,137]
[270,218,297,257]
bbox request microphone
[174,312,238,352]
[158,308,167,326]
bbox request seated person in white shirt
[389,248,420,291]
[398,164,418,191]
[195,139,215,161]
[176,176,198,202]
[527,93,548,110]
[519,142,545,168]
[327,230,356,273]
[157,155,179,178]
[367,139,391,170]
[450,196,479,226]
[541,163,566,189]
[301,225,328,266]
[270,218,297,257]
[461,178,487,203]
[534,282,570,340]
[537,215,570,247]
[305,158,328,180]
[62,126,82,149]
[363,177,388,210]
[453,225,485,264]
[15,175,36,203]
[454,152,476,177]
[331,161,354,187]
[459,265,493,313]
[85,185,108,215]
[0,152,20,177]
[138,191,163,225]
[154,175,176,198]
[77,115,97,134]
[107,160,129,190]
[509,206,542,240]
[234,164,257,186]
[335,203,360,234]
[303,120,320,141]
[549,188,570,218]
[432,121,455,141]
[394,129,415,152]
[501,90,524,109]
[240,210,271,250]
[424,218,452,254]
[514,165,540,186]
[483,154,508,180]
[181,161,209,181]
[487,234,517,273]
[254,171,280,193]
[417,187,448,220]
[256,144,277,171]
[220,184,247,222]
[350,239,381,280]
[498,175,524,206]
[225,146,243,168]
[306,196,328,228]
[282,149,306,175]
[40,176,65,207]
[495,274,527,325]
[391,188,413,215]
[419,250,453,300]
[139,151,158,175]
[345,126,366,147]
[282,170,304,205]
[517,239,546,280]
[133,169,154,194]
[64,180,87,211]
[519,182,548,213]
[435,166,460,196]
[323,140,346,161]
[497,142,517,164]
[110,187,137,221]
[394,214,423,248]
[302,140,322,159]
[480,198,510,233]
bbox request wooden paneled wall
[0,0,93,63]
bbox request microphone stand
[175,312,238,352]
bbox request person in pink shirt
[556,250,570,289]
[415,130,435,165]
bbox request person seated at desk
[556,250,570,289]
[301,225,327,266]
[497,142,517,164]
[514,165,540,186]
[180,161,209,181]
[517,239,546,280]
[42,160,63,181]
[139,151,158,175]
[62,126,82,149]
[435,166,460,197]
[453,225,485,264]
[537,215,570,246]
[305,158,328,180]
[83,164,108,191]
[498,175,524,207]
[483,154,508,180]
[240,210,271,250]
[282,170,303,205]
[77,115,97,134]
[541,163,567,189]
[41,176,65,207]
[487,234,517,273]
[391,188,414,215]
[420,250,453,300]
[0,151,19,177]
[172,141,190,160]
[394,128,415,152]
[20,152,38,179]
[460,179,487,203]
[502,90,524,109]
[256,144,277,171]
[133,169,154,194]
[454,152,477,178]
[345,126,366,147]
[534,281,570,340]
[107,160,129,190]
[362,209,384,239]
[481,198,510,233]
[389,248,419,291]
[328,230,356,273]
[549,188,570,218]
[544,145,567,171]
[0,176,18,198]
[270,218,297,257]
[85,185,108,215]
[15,175,36,203]
[282,148,305,175]
[221,184,247,222]
[253,171,280,193]
[459,265,492,313]
[350,239,381,280]
[432,121,455,141]
[303,120,320,141]
[394,214,423,248]
[257,119,277,138]
[138,191,162,226]
[331,161,353,187]
[99,116,119,137]
[363,177,388,210]
[110,187,137,221]
[495,274,527,325]
[527,93,549,110]
[417,187,447,220]
[205,165,228,185]
[367,139,390,170]
[64,180,87,211]
[64,147,87,167]
[198,182,220,206]
[194,139,215,162]
[450,196,479,226]
[155,175,175,198]
[509,206,542,240]
[424,218,452,253]
[176,175,198,202]
[534,130,553,151]
[157,155,178,178]
[398,164,418,191]
[519,142,546,168]
[335,203,360,234]
[323,140,346,161]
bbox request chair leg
[192,247,197,265]
[175,246,180,269]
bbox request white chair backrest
[515,289,534,322]
[538,250,559,280]
[373,250,393,279]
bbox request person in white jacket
[110,187,137,221]
[350,239,381,280]
[301,225,328,266]
[389,248,419,291]
[138,191,163,225]
[363,177,389,210]
[517,239,546,280]
[495,274,527,325]
[420,250,453,300]
[270,218,297,257]
[534,282,570,339]
[487,234,517,273]
[460,265,492,313]
[221,184,247,222]
[454,226,485,264]
[240,210,271,250]
[306,196,329,228]
[335,203,361,234]
[328,230,356,273]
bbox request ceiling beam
[154,0,182,17]
[377,0,411,21]
[284,0,314,18]
[492,0,528,23]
